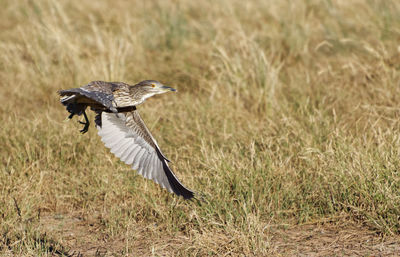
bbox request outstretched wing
[58,81,117,112]
[97,110,194,199]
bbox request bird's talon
[80,125,89,134]
[79,112,90,133]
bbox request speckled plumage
[58,80,194,199]
[59,81,145,112]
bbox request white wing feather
[97,111,193,198]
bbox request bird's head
[134,80,176,94]
[130,80,177,104]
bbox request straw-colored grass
[1,0,400,255]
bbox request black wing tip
[168,176,195,200]
[179,188,195,200]
[160,159,195,200]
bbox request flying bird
[58,80,194,199]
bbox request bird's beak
[161,85,177,92]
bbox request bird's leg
[78,111,90,134]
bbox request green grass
[1,0,400,255]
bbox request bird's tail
[60,95,76,105]
[58,90,87,117]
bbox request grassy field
[1,0,400,255]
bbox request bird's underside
[58,81,194,199]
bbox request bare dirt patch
[271,222,400,256]
[39,213,125,256]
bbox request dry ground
[1,0,400,256]
[3,213,400,256]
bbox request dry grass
[1,0,400,256]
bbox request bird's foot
[78,120,89,134]
[78,111,90,134]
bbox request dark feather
[59,87,115,112]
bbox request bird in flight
[58,80,194,199]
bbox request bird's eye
[151,84,155,88]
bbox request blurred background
[1,0,400,255]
